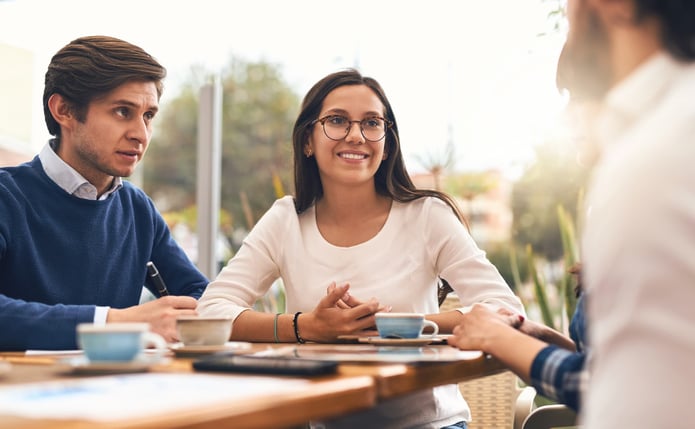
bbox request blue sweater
[0,157,208,350]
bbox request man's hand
[106,296,198,342]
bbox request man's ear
[47,93,74,128]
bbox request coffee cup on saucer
[77,323,167,363]
[374,313,439,339]
[175,316,233,346]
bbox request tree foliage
[511,138,589,261]
[143,59,300,233]
[445,171,498,202]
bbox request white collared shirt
[582,52,695,428]
[38,141,123,324]
[39,141,123,201]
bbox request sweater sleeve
[146,195,208,299]
[1,170,96,350]
[0,296,96,350]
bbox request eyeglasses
[311,115,392,142]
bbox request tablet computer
[192,354,339,376]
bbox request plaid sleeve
[530,345,586,412]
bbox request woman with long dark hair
[199,69,523,428]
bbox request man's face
[559,0,614,101]
[58,81,159,193]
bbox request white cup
[176,316,233,346]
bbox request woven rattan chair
[460,370,536,429]
[440,293,536,429]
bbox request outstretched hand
[106,295,198,342]
[448,303,522,351]
[497,307,576,351]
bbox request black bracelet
[293,311,306,344]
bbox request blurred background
[1,0,584,329]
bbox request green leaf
[557,205,579,321]
[526,245,556,330]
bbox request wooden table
[0,344,505,429]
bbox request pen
[146,261,170,297]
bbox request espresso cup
[374,313,439,339]
[175,316,233,346]
[77,323,167,362]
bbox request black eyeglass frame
[311,114,393,142]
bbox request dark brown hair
[635,0,695,60]
[43,35,166,139]
[291,69,466,226]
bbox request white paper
[0,373,310,421]
[25,349,83,356]
[25,348,163,356]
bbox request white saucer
[169,341,252,357]
[59,355,167,375]
[358,336,438,346]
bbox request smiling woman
[196,68,525,429]
[303,84,389,199]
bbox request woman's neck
[315,187,392,246]
[317,185,388,221]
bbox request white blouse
[198,195,523,429]
[199,195,521,319]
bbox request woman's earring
[305,149,313,157]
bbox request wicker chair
[440,293,536,429]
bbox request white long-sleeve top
[582,52,695,428]
[199,195,523,428]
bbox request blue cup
[77,323,166,362]
[374,313,439,339]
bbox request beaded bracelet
[273,313,281,343]
[292,311,306,344]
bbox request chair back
[440,294,535,429]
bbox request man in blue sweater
[0,36,209,350]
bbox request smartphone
[192,354,339,376]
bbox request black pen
[146,261,170,297]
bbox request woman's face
[306,84,388,191]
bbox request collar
[595,51,684,148]
[39,140,123,201]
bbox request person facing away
[0,36,208,351]
[197,69,524,429]
[558,0,695,427]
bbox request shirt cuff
[94,306,110,325]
